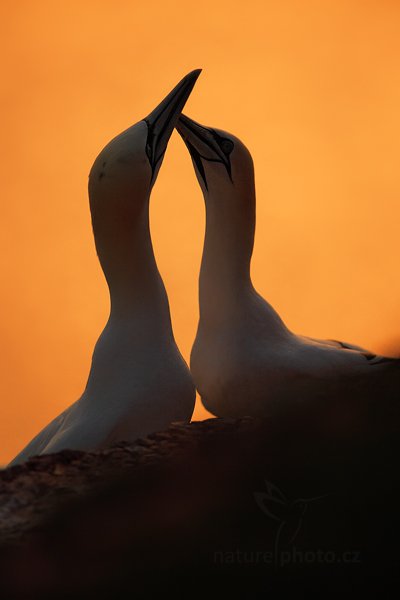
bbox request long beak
[144,70,201,180]
[176,113,233,189]
[176,114,223,157]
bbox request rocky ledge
[0,413,399,597]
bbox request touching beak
[176,113,234,189]
[144,69,201,180]
[176,114,226,161]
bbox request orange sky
[1,0,400,463]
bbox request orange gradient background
[1,1,400,463]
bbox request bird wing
[301,335,399,366]
[8,408,69,466]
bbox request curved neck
[199,183,256,324]
[92,201,172,332]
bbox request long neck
[198,181,289,337]
[199,182,256,324]
[93,201,172,335]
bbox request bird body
[177,114,400,430]
[9,72,200,466]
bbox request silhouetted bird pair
[10,70,399,466]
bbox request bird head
[88,70,201,223]
[176,113,254,198]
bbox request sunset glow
[1,0,400,463]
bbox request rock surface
[0,414,399,597]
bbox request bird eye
[220,139,234,155]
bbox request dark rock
[0,414,398,598]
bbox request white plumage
[177,113,400,430]
[9,71,201,466]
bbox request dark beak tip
[145,69,202,123]
[175,125,186,139]
[175,120,188,138]
[144,70,203,180]
[182,69,202,95]
[186,68,202,79]
[177,113,191,127]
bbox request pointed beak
[144,69,201,179]
[176,113,225,160]
[176,113,234,189]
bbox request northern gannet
[177,113,400,429]
[9,71,200,466]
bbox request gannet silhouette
[177,113,400,428]
[9,71,200,466]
